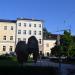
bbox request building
[16,18,43,52]
[43,34,57,56]
[0,18,43,55]
[43,39,56,56]
[0,18,58,56]
[0,19,16,55]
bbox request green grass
[0,55,59,75]
[0,55,19,66]
[0,55,34,66]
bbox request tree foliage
[43,27,51,39]
[27,36,39,63]
[60,30,75,56]
[15,41,28,64]
[51,30,75,57]
[15,36,39,64]
[51,45,60,56]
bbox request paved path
[59,63,75,75]
[24,59,75,75]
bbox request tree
[51,45,61,57]
[15,36,39,64]
[27,36,39,63]
[15,41,28,64]
[51,30,75,57]
[70,36,75,56]
[60,30,73,56]
[43,27,51,39]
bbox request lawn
[0,55,19,66]
[0,55,59,75]
[0,55,34,66]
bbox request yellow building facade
[0,20,16,55]
[43,39,56,56]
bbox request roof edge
[17,18,44,22]
[0,19,16,23]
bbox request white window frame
[23,30,26,34]
[3,36,6,40]
[10,36,13,40]
[29,30,31,35]
[4,26,7,30]
[11,26,13,30]
[18,23,21,26]
[18,30,21,34]
[3,46,6,51]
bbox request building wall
[16,19,43,52]
[0,18,58,56]
[0,22,16,55]
[0,43,15,55]
[43,39,56,56]
[0,19,57,56]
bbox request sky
[0,0,75,35]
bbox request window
[4,26,7,30]
[23,30,26,34]
[3,46,6,51]
[11,26,13,30]
[24,23,26,27]
[18,38,21,42]
[39,31,41,35]
[34,24,36,27]
[18,23,21,26]
[29,23,31,27]
[39,39,41,44]
[39,24,41,27]
[9,46,13,51]
[46,43,49,47]
[3,36,6,40]
[23,38,26,42]
[29,30,31,35]
[18,30,21,34]
[10,36,13,40]
[34,31,36,35]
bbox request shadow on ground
[0,66,59,75]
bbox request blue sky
[0,0,75,35]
